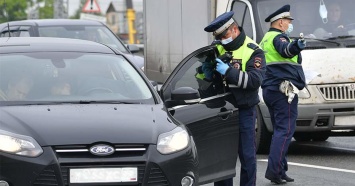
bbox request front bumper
[260,102,355,132]
[0,139,198,186]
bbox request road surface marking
[258,159,355,174]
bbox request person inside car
[51,79,71,96]
[0,75,34,101]
[314,1,348,38]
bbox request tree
[38,0,53,19]
[0,0,27,23]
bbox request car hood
[0,104,175,146]
[302,48,355,84]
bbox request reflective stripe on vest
[259,31,298,64]
[216,37,257,72]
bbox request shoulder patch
[279,37,287,42]
[247,43,259,50]
[254,57,262,69]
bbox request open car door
[160,46,239,184]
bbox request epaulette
[247,43,259,50]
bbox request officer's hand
[297,39,306,49]
[215,58,229,75]
[202,62,214,80]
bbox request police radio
[217,51,233,64]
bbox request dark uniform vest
[260,31,306,90]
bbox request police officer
[204,11,266,186]
[259,4,306,184]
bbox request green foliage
[38,0,53,19]
[0,0,27,23]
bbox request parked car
[0,19,144,70]
[0,37,239,185]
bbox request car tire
[255,107,272,154]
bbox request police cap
[265,4,294,22]
[204,11,235,37]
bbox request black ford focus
[0,37,239,186]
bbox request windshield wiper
[292,37,341,46]
[78,100,140,104]
[327,35,355,40]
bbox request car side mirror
[150,80,159,92]
[166,87,201,108]
[126,44,140,53]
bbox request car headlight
[0,130,43,157]
[298,87,311,98]
[157,127,189,154]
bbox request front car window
[38,25,129,53]
[232,1,253,39]
[167,47,224,99]
[0,52,153,105]
[257,0,355,39]
[0,26,30,37]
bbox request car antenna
[225,0,231,12]
[3,0,11,37]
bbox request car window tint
[0,52,153,104]
[0,26,30,37]
[173,49,224,99]
[19,30,30,37]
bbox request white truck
[144,0,355,154]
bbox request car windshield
[257,0,355,39]
[38,25,129,53]
[0,52,154,105]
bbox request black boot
[282,175,295,182]
[265,174,287,184]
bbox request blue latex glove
[215,58,229,75]
[297,39,306,49]
[202,62,213,80]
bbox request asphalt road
[202,137,355,186]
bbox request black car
[0,19,144,70]
[0,37,239,186]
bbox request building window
[111,14,116,25]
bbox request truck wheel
[255,107,272,154]
[293,133,312,142]
[312,132,330,141]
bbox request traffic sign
[82,0,101,13]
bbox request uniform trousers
[214,106,257,186]
[262,87,298,179]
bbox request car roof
[0,37,117,54]
[0,19,104,27]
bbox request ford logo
[90,144,115,156]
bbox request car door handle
[217,109,233,120]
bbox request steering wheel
[83,87,114,95]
